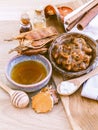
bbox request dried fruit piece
[6,27,57,55]
[21,47,48,55]
[5,26,58,41]
[32,92,53,113]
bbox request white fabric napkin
[81,75,98,100]
[70,15,98,40]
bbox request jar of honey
[33,8,46,29]
[20,13,32,33]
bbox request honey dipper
[57,66,98,96]
[0,81,29,108]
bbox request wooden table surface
[0,21,72,130]
[0,0,96,130]
[0,0,89,20]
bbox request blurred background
[0,0,89,20]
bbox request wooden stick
[77,4,98,30]
[64,16,82,31]
[64,0,98,25]
[64,0,94,25]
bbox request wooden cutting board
[53,71,98,130]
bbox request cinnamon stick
[64,17,81,31]
[77,4,98,30]
[64,0,98,25]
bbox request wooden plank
[53,71,98,130]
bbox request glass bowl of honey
[6,55,52,92]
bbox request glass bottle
[20,13,32,33]
[33,8,46,29]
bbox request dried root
[32,83,59,113]
[32,92,54,113]
[41,85,59,105]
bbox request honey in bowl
[11,60,47,85]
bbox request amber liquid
[11,61,47,85]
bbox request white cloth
[70,15,98,40]
[75,15,98,100]
[81,75,98,100]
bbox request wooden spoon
[0,81,29,108]
[57,66,98,96]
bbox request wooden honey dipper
[0,81,29,108]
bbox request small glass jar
[20,13,32,33]
[33,8,46,29]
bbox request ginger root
[32,91,53,113]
